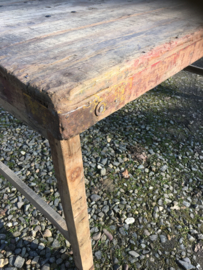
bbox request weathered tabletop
[1,0,203,140]
[1,1,203,270]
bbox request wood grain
[48,134,94,270]
[0,161,69,241]
[0,0,203,140]
[0,0,203,108]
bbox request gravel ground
[0,69,203,270]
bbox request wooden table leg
[48,134,94,270]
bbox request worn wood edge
[0,161,70,241]
[184,64,203,76]
[1,25,203,114]
[52,27,203,112]
[58,35,203,139]
[0,66,51,109]
[1,29,203,141]
[0,98,48,139]
[0,68,62,140]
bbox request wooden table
[0,0,203,269]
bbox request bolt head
[99,105,104,113]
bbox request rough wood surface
[0,161,70,241]
[0,0,203,140]
[48,134,94,270]
[0,0,203,107]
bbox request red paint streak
[152,61,160,67]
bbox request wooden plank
[0,0,203,107]
[0,161,70,241]
[0,72,61,139]
[0,0,203,141]
[48,134,94,270]
[58,35,203,139]
[184,65,203,76]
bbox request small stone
[38,243,45,250]
[41,264,50,270]
[149,149,154,154]
[100,168,106,176]
[52,239,60,248]
[92,232,101,241]
[109,225,116,231]
[31,230,36,237]
[0,259,4,267]
[29,251,38,257]
[13,232,21,237]
[160,165,168,172]
[14,256,25,268]
[144,230,150,236]
[188,234,196,242]
[24,204,30,212]
[0,234,6,240]
[17,202,24,209]
[65,240,71,247]
[34,225,41,232]
[85,178,89,184]
[128,251,140,258]
[3,194,8,200]
[119,227,127,236]
[113,264,121,270]
[150,235,158,241]
[90,194,101,202]
[15,248,21,255]
[101,158,108,165]
[47,237,53,243]
[30,239,38,250]
[56,258,63,265]
[177,257,196,270]
[125,217,135,225]
[43,229,52,238]
[198,234,203,240]
[54,198,60,207]
[160,235,167,243]
[102,205,109,213]
[183,201,191,208]
[153,212,159,219]
[95,251,102,260]
[32,256,39,264]
[9,256,15,266]
[49,257,55,263]
[21,247,26,257]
